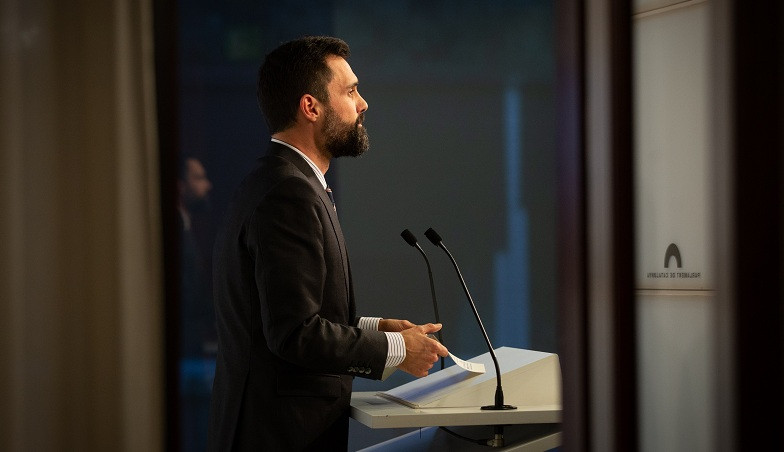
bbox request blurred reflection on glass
[178,155,216,451]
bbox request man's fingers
[418,362,434,377]
[399,323,450,378]
[418,323,442,334]
[425,336,449,357]
[435,342,449,357]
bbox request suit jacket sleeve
[246,172,387,378]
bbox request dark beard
[323,107,369,158]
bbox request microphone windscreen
[400,229,418,247]
[424,228,442,245]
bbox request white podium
[350,347,562,450]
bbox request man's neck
[271,132,330,175]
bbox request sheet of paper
[448,351,486,373]
[425,333,486,373]
[381,366,397,381]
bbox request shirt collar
[270,138,328,189]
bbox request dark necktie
[325,186,336,212]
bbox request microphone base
[481,404,517,410]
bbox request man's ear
[300,94,321,123]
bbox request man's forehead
[326,55,358,86]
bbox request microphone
[400,229,444,370]
[424,227,516,410]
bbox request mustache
[356,113,365,126]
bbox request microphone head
[424,228,442,245]
[400,229,418,247]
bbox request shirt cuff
[384,332,406,368]
[358,316,381,330]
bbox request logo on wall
[646,243,701,280]
[664,243,681,268]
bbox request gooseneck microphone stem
[400,229,444,370]
[437,241,502,392]
[419,242,445,370]
[424,228,516,411]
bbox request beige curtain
[0,0,163,450]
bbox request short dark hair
[257,36,351,134]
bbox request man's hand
[398,323,449,378]
[378,318,416,332]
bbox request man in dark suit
[207,36,449,451]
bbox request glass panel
[171,1,556,450]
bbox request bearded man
[207,36,448,451]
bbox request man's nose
[357,93,368,113]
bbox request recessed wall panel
[634,4,710,290]
[637,291,715,452]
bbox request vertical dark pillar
[555,1,588,450]
[721,0,784,449]
[152,1,181,451]
[557,0,637,450]
[607,1,637,450]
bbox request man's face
[321,56,370,158]
[181,158,212,209]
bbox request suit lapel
[268,144,352,300]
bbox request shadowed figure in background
[178,155,216,357]
[178,155,218,451]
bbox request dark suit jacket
[207,143,388,451]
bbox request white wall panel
[634,2,716,451]
[634,3,711,290]
[637,291,715,452]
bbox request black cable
[438,426,488,446]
